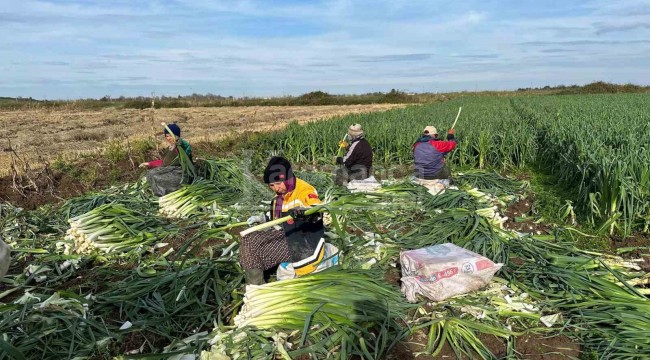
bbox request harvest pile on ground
[1,93,649,360]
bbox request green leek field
[1,93,649,360]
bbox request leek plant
[95,259,242,342]
[59,180,155,219]
[511,94,650,236]
[504,235,650,358]
[158,181,238,219]
[160,158,270,219]
[65,203,177,254]
[234,269,411,359]
[0,292,117,360]
[240,190,396,237]
[456,170,528,198]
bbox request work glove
[247,214,266,226]
[289,207,308,220]
[336,157,344,165]
[338,140,348,148]
[447,128,455,135]
[291,207,322,223]
[138,162,149,168]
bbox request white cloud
[461,10,487,25]
[0,0,648,98]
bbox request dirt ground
[503,196,552,235]
[387,330,581,359]
[611,233,650,272]
[0,104,406,176]
[0,156,137,209]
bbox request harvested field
[0,104,406,175]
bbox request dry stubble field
[0,104,406,175]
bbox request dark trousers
[334,166,372,186]
[419,164,452,181]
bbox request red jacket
[413,134,456,178]
[146,139,193,168]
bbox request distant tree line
[1,83,648,111]
[516,81,650,95]
[0,89,426,110]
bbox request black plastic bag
[145,166,187,197]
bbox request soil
[503,196,552,235]
[0,285,24,303]
[0,156,141,210]
[0,169,77,209]
[516,334,581,359]
[610,233,650,272]
[386,330,581,360]
[117,329,169,355]
[514,172,532,182]
[384,266,401,286]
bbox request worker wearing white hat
[334,124,377,191]
[412,125,457,194]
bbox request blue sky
[1,0,649,99]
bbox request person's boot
[244,269,265,285]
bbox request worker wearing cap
[413,126,456,193]
[334,124,374,186]
[243,157,338,285]
[139,123,192,169]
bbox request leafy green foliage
[104,141,129,163]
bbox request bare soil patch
[0,156,139,209]
[387,330,581,359]
[611,233,650,272]
[503,196,552,235]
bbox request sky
[1,0,649,99]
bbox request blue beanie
[164,123,181,137]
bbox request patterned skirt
[239,229,290,270]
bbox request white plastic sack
[400,243,502,302]
[413,178,451,195]
[347,176,381,193]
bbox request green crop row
[240,94,649,236]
